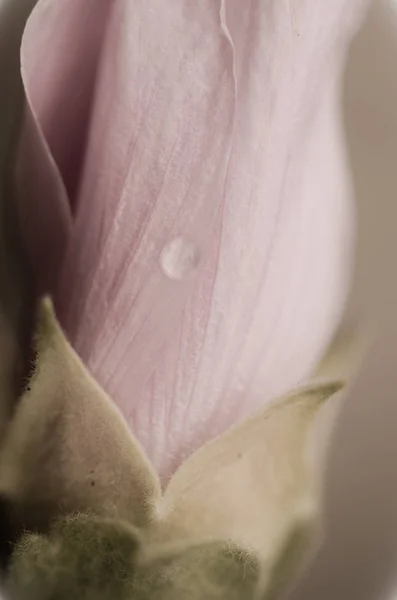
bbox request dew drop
[160,237,200,281]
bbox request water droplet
[160,237,200,281]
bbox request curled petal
[16,1,370,479]
[17,0,113,290]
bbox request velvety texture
[0,298,341,598]
[7,516,260,600]
[16,0,369,479]
[0,298,161,533]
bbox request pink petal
[18,0,369,481]
[17,0,113,290]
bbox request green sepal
[0,298,161,534]
[7,514,260,600]
[0,298,344,598]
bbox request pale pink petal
[17,0,113,290]
[55,1,236,410]
[130,2,368,479]
[19,0,369,481]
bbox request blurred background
[290,2,397,599]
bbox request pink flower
[15,0,368,481]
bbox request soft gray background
[290,2,397,599]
